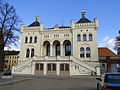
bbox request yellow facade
[4,51,19,70]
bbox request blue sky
[4,0,120,52]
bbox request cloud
[99,36,115,49]
[4,45,20,51]
[102,36,109,42]
[4,38,21,51]
[99,36,116,53]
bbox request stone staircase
[12,59,32,72]
[12,56,99,75]
[72,56,97,72]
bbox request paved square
[0,76,98,90]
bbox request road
[0,76,98,90]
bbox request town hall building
[12,10,100,76]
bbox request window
[40,63,44,70]
[56,44,60,56]
[65,64,69,71]
[60,64,69,71]
[47,64,56,71]
[46,44,50,56]
[65,43,71,56]
[30,37,32,43]
[77,34,81,41]
[47,64,51,71]
[31,48,34,57]
[25,37,28,43]
[52,64,56,71]
[60,64,64,71]
[80,47,85,57]
[36,64,39,70]
[83,34,87,41]
[34,37,37,43]
[89,34,92,41]
[26,49,30,58]
[86,47,91,57]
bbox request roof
[4,51,20,55]
[28,21,40,27]
[46,26,71,29]
[76,10,91,23]
[59,26,71,28]
[28,16,40,27]
[98,47,117,57]
[77,18,91,23]
[105,73,120,75]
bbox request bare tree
[114,31,120,56]
[0,1,20,72]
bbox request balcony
[32,55,73,61]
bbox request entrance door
[47,63,57,76]
[35,63,44,76]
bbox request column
[57,63,60,75]
[40,45,43,56]
[50,44,53,56]
[61,44,64,56]
[44,63,47,75]
[31,62,35,75]
[71,44,73,55]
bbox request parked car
[96,73,120,90]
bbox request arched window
[83,34,87,41]
[31,48,34,57]
[86,47,91,57]
[30,37,32,43]
[34,37,37,43]
[77,34,81,41]
[46,44,50,56]
[65,43,71,56]
[26,49,30,58]
[80,47,84,57]
[56,43,60,56]
[89,34,92,41]
[25,37,28,43]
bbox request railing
[99,56,120,61]
[14,55,97,72]
[33,55,96,72]
[13,58,33,72]
[72,56,96,72]
[33,55,71,61]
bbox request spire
[35,16,39,21]
[77,10,91,23]
[81,9,86,18]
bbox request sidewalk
[0,76,28,86]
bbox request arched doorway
[53,40,60,56]
[43,41,50,56]
[63,40,71,56]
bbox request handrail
[72,56,96,72]
[72,56,95,68]
[13,59,33,71]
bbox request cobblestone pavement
[0,76,98,90]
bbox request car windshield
[105,74,120,83]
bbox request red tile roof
[98,47,117,57]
